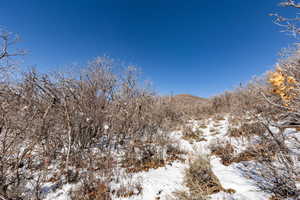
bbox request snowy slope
[114,116,270,200]
[43,116,278,200]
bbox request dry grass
[122,144,186,173]
[268,195,283,200]
[70,168,143,200]
[71,179,142,200]
[2,10,300,199]
[122,157,166,173]
[71,179,112,200]
[185,156,223,196]
[235,143,277,163]
[173,156,235,200]
[210,139,278,166]
[172,191,207,200]
[228,122,265,138]
[209,141,235,166]
[113,183,143,198]
[209,127,217,133]
[181,126,205,143]
[213,115,225,121]
[198,125,208,129]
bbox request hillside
[2,56,300,200]
[172,94,208,104]
[2,1,300,200]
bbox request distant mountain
[170,94,208,105]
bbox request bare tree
[0,28,25,60]
[0,28,25,83]
[269,1,300,37]
[280,0,300,8]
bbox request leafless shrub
[172,191,207,200]
[0,28,25,83]
[234,141,278,163]
[228,121,265,138]
[238,158,299,199]
[70,174,112,200]
[112,180,143,198]
[122,139,186,173]
[269,0,300,37]
[0,45,186,199]
[209,140,235,166]
[209,134,280,166]
[71,161,142,200]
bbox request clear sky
[0,0,296,97]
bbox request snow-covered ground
[45,116,298,200]
[111,117,270,200]
[114,161,187,200]
[211,158,268,200]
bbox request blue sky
[0,0,296,97]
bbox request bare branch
[0,194,8,200]
[0,29,26,61]
[270,1,300,37]
[280,0,300,8]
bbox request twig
[260,91,300,116]
[0,194,7,200]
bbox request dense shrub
[0,54,187,199]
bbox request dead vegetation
[209,141,235,166]
[173,156,235,200]
[184,156,223,196]
[2,1,300,199]
[0,29,189,199]
[181,125,206,143]
[228,121,265,138]
[209,137,279,166]
[70,174,143,200]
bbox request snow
[115,161,187,200]
[114,116,269,200]
[44,116,276,200]
[45,183,79,200]
[210,158,269,200]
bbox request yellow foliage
[268,68,297,106]
[287,76,297,84]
